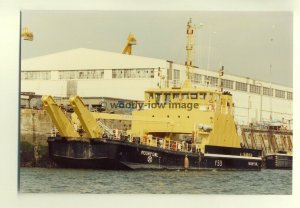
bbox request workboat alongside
[43,19,262,170]
[263,123,292,169]
[264,152,292,169]
[241,122,293,169]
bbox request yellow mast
[182,18,195,88]
[218,66,224,92]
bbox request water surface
[19,168,292,194]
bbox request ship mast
[183,18,195,88]
[218,65,224,92]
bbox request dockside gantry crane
[21,27,33,41]
[122,33,136,55]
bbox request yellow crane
[122,33,136,55]
[41,96,80,138]
[42,95,173,139]
[21,27,33,41]
[69,96,103,138]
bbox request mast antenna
[185,18,194,80]
[182,18,196,88]
[218,66,224,92]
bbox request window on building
[112,68,154,79]
[173,69,180,81]
[249,84,261,94]
[150,69,154,78]
[112,69,124,78]
[236,81,248,92]
[58,70,104,80]
[275,89,285,99]
[124,69,132,78]
[263,87,273,96]
[221,79,234,89]
[191,73,202,84]
[70,71,75,79]
[21,71,51,80]
[205,76,218,87]
[287,92,293,100]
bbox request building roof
[21,48,167,71]
[21,48,292,90]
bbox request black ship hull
[48,137,262,170]
[264,153,292,169]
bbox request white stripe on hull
[204,153,262,160]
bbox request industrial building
[21,48,293,126]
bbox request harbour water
[19,168,292,194]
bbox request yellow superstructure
[129,86,240,151]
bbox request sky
[21,11,293,87]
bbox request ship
[264,152,292,169]
[263,123,293,169]
[43,19,262,170]
[242,121,293,170]
[242,122,293,169]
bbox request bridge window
[173,93,180,99]
[199,93,207,99]
[155,93,161,103]
[182,93,189,99]
[149,93,154,99]
[164,93,171,103]
[190,93,197,99]
[147,92,154,100]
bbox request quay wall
[20,108,130,167]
